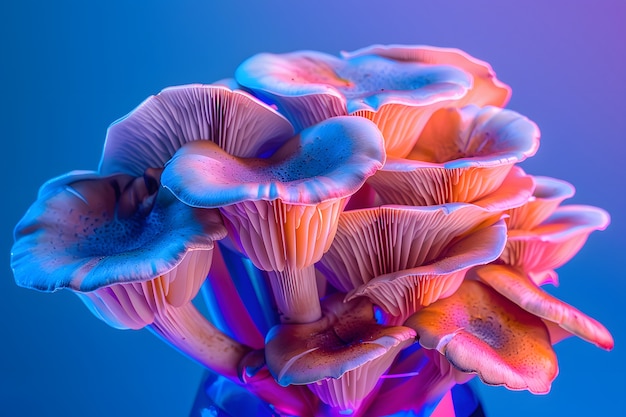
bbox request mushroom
[405,280,558,394]
[505,176,575,231]
[235,47,474,157]
[317,203,507,321]
[367,105,539,208]
[161,116,386,323]
[10,170,252,378]
[500,205,610,284]
[264,293,416,413]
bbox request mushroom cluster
[11,45,612,417]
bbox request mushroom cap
[345,219,508,318]
[405,280,558,394]
[318,203,504,294]
[235,50,349,131]
[367,105,539,207]
[405,105,539,169]
[265,293,415,410]
[237,48,471,113]
[265,294,415,412]
[500,205,610,274]
[161,116,385,207]
[99,84,295,176]
[265,294,415,385]
[473,264,614,350]
[506,176,576,230]
[342,44,511,108]
[235,47,472,156]
[11,171,226,292]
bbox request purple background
[2,1,624,416]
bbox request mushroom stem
[149,302,250,380]
[268,265,322,323]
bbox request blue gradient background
[2,1,624,416]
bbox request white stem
[149,302,249,380]
[268,265,322,324]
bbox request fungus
[405,280,558,394]
[162,116,386,323]
[236,48,472,157]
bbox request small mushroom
[265,294,416,413]
[505,176,575,231]
[500,205,610,282]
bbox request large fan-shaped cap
[405,280,558,394]
[99,84,295,176]
[11,171,226,292]
[236,47,472,156]
[162,116,384,207]
[343,44,511,108]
